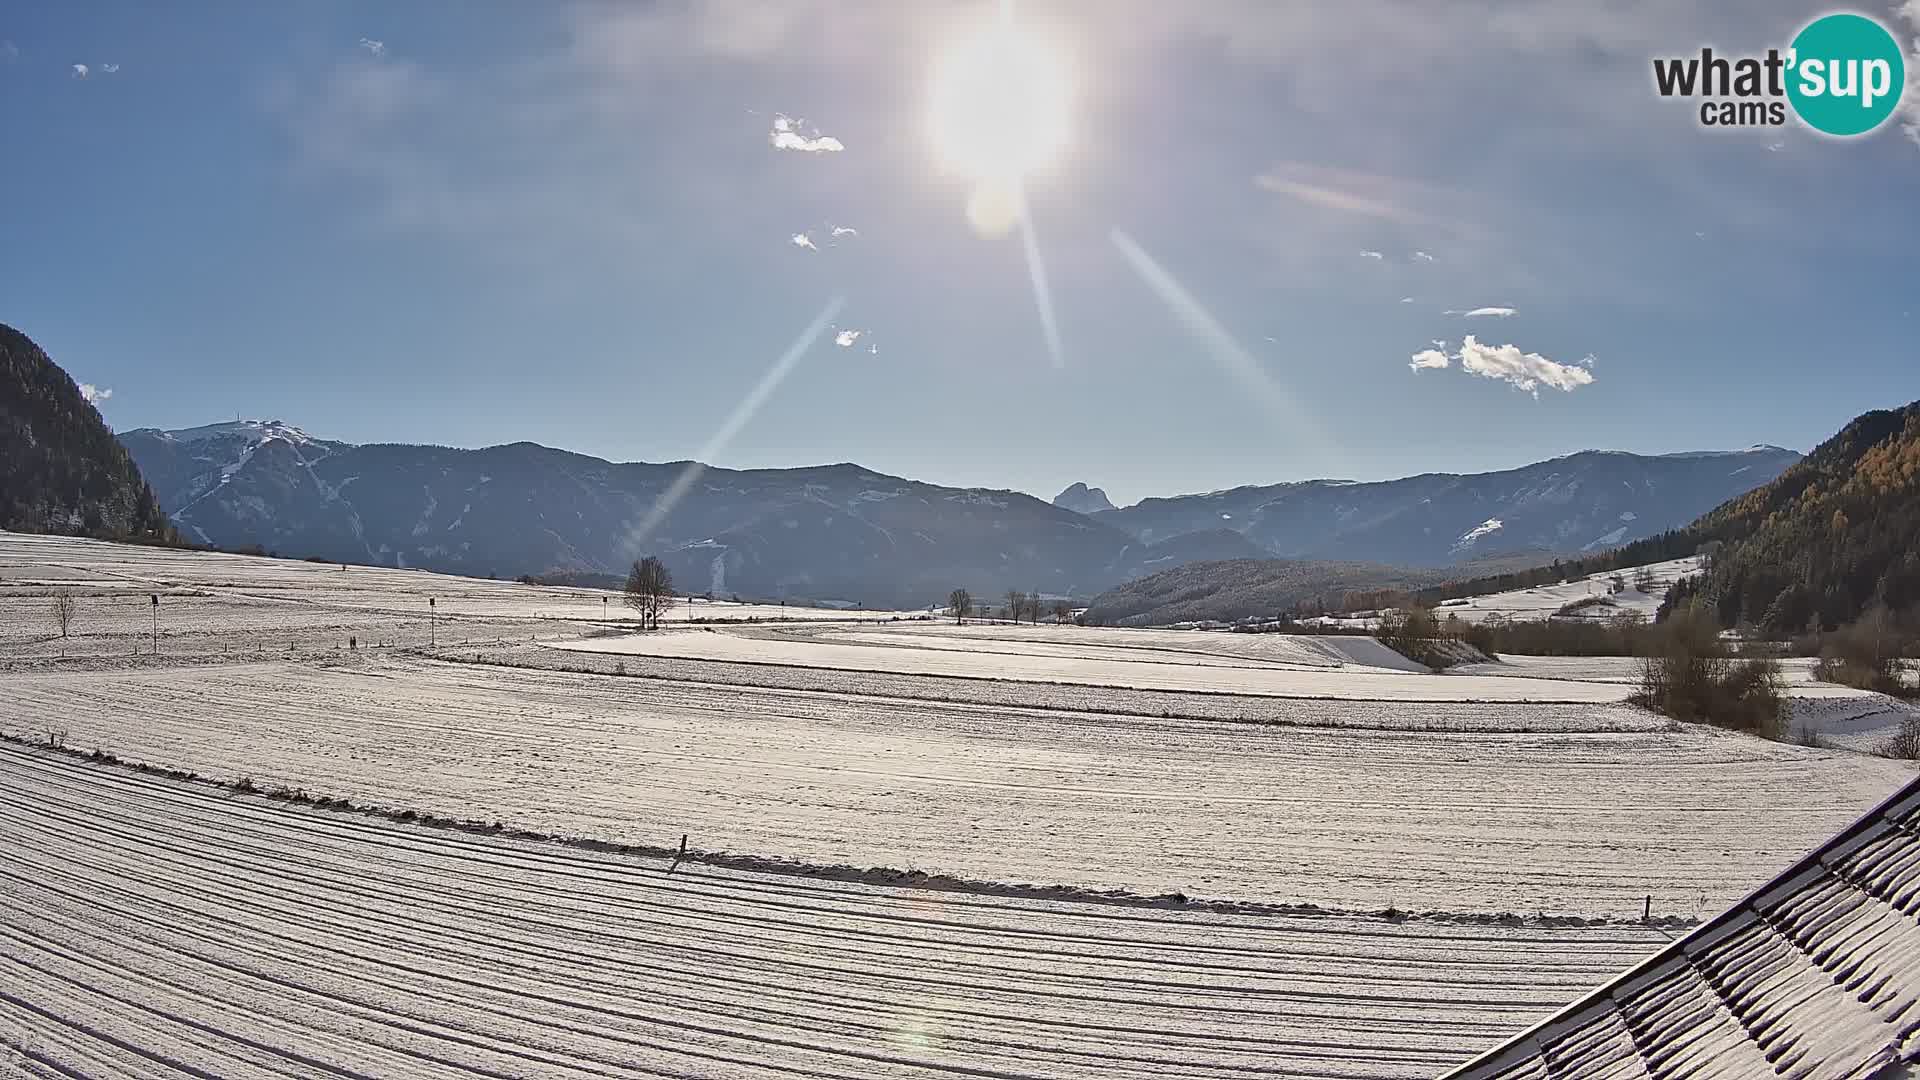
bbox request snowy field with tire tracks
[2,533,1915,1077]
[0,743,1671,1079]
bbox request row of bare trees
[944,588,1071,625]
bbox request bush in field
[1809,606,1910,694]
[1880,715,1920,760]
[1633,601,1787,737]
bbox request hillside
[1400,400,1920,634]
[1692,401,1920,632]
[1081,558,1449,626]
[0,323,172,542]
[1095,447,1799,567]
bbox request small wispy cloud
[769,113,844,153]
[1765,141,1784,152]
[1,40,19,64]
[868,342,879,355]
[1399,296,1415,303]
[1411,336,1594,396]
[830,225,858,238]
[71,63,88,79]
[791,232,817,251]
[1411,250,1435,262]
[358,38,386,57]
[79,383,113,404]
[101,62,119,74]
[1358,250,1384,260]
[834,329,862,347]
[1444,306,1517,318]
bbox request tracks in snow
[0,745,1671,1079]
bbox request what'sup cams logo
[1654,12,1907,136]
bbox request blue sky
[4,1,1918,505]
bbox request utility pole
[602,595,608,624]
[429,596,436,647]
[149,593,159,655]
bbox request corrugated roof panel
[1613,962,1775,1079]
[1692,917,1890,1077]
[1537,1004,1651,1079]
[1439,775,1920,1080]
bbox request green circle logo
[1786,13,1906,136]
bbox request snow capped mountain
[119,425,1152,606]
[1052,482,1116,515]
[1095,446,1802,568]
[117,422,1800,604]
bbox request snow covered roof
[1443,774,1920,1079]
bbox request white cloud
[101,63,119,74]
[1358,249,1383,259]
[1457,335,1593,395]
[834,329,862,347]
[1411,250,1434,262]
[1,40,18,64]
[830,225,858,238]
[868,342,878,355]
[358,38,386,57]
[1410,336,1594,396]
[790,232,817,251]
[769,113,843,153]
[78,383,113,404]
[1765,141,1784,152]
[71,63,88,79]
[1444,305,1517,318]
[1399,296,1415,303]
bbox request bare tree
[1051,599,1072,624]
[947,588,973,625]
[1006,590,1025,626]
[624,556,676,630]
[51,590,75,639]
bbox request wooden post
[1643,895,1651,921]
[669,833,688,874]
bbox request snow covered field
[0,743,1672,1079]
[552,623,1633,702]
[1429,557,1704,624]
[5,536,1916,1077]
[0,531,926,663]
[3,652,1907,918]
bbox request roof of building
[1442,774,1920,1079]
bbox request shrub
[1632,601,1787,738]
[1879,715,1920,760]
[1809,607,1910,695]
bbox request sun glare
[929,20,1072,190]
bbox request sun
[928,18,1072,187]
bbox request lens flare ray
[1109,228,1334,463]
[627,295,847,554]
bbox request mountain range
[115,419,1800,607]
